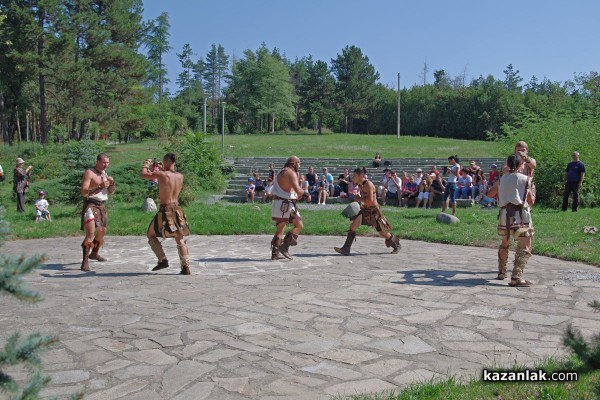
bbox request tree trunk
[271,114,275,133]
[317,118,322,135]
[0,91,6,144]
[38,7,48,144]
[79,119,88,140]
[16,108,22,142]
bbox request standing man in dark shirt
[562,151,586,212]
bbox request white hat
[16,157,24,164]
[416,168,422,172]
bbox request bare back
[156,171,184,204]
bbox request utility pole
[221,102,225,158]
[397,73,401,139]
[203,95,207,134]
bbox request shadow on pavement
[393,269,492,287]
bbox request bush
[165,131,225,203]
[501,114,600,208]
[59,140,105,204]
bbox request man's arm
[140,159,158,180]
[579,172,585,187]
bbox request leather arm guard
[142,159,154,169]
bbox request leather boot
[385,234,401,254]
[497,242,510,279]
[89,239,107,262]
[178,241,191,275]
[279,232,298,259]
[334,231,356,256]
[149,237,169,271]
[81,240,93,271]
[511,246,532,283]
[271,236,285,260]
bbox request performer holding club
[270,156,309,260]
[141,153,192,275]
[80,153,115,272]
[334,167,401,256]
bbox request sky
[142,0,600,91]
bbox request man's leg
[334,216,361,256]
[147,223,169,271]
[89,227,107,262]
[497,235,510,280]
[175,237,190,275]
[81,220,95,272]
[510,235,532,286]
[279,217,304,259]
[271,221,287,260]
[572,183,580,212]
[379,228,401,254]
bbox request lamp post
[221,102,226,158]
[203,95,207,134]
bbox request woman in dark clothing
[13,157,33,213]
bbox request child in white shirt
[35,191,51,222]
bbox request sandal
[509,279,532,287]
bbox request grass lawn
[204,133,505,159]
[3,201,599,266]
[337,357,600,400]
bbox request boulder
[436,212,460,224]
[142,197,157,213]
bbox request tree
[144,12,171,101]
[203,43,229,131]
[331,45,379,133]
[433,69,451,89]
[0,207,83,399]
[298,57,335,134]
[503,63,523,92]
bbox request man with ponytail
[334,167,401,256]
[270,156,310,260]
[496,154,535,287]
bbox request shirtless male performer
[141,153,192,275]
[270,156,309,260]
[80,153,115,272]
[334,167,401,256]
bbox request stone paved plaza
[2,235,600,399]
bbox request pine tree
[0,207,83,399]
[203,44,229,129]
[143,11,171,102]
[563,301,600,371]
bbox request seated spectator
[488,164,499,186]
[334,168,350,197]
[468,160,481,178]
[457,169,473,199]
[321,167,334,197]
[305,166,317,191]
[377,168,391,203]
[400,171,409,191]
[372,152,382,168]
[268,162,276,181]
[253,173,265,199]
[477,185,497,208]
[414,168,424,185]
[317,175,329,205]
[34,190,51,222]
[244,177,255,203]
[415,174,432,209]
[428,173,445,208]
[263,178,274,203]
[428,165,440,177]
[473,169,486,199]
[385,170,401,205]
[401,175,418,206]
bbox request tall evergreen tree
[331,45,379,133]
[144,11,171,101]
[503,63,523,92]
[298,58,335,134]
[203,43,229,129]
